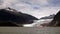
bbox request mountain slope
[0,7,38,26]
[40,14,55,19]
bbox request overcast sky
[0,0,60,19]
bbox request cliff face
[0,8,38,27]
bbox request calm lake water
[0,27,60,34]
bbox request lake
[0,27,60,34]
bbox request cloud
[19,7,60,19]
[15,2,32,10]
[19,0,48,9]
[0,0,60,8]
[48,0,60,7]
[0,0,60,19]
[32,0,48,5]
[0,0,19,9]
[21,0,48,5]
[0,0,3,5]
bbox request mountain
[0,7,38,26]
[40,14,55,19]
[40,11,60,27]
[48,11,60,26]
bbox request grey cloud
[48,0,60,7]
